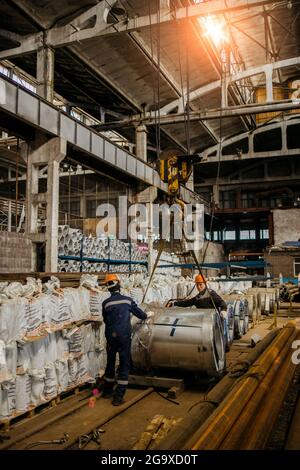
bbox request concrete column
[221,45,230,108]
[212,184,220,206]
[135,124,148,162]
[26,137,66,272]
[134,186,157,275]
[46,158,62,272]
[265,65,273,102]
[37,45,54,102]
[80,196,87,218]
[7,200,12,232]
[26,149,40,234]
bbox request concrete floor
[2,316,299,451]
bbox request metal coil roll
[131,308,226,377]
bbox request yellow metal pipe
[156,329,279,450]
[188,323,296,450]
[240,332,300,450]
[219,329,297,449]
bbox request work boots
[101,383,114,398]
[112,395,125,406]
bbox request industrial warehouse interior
[1,0,300,455]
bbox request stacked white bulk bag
[0,278,109,421]
[130,287,144,304]
[63,287,90,322]
[0,340,9,383]
[82,324,94,355]
[0,298,27,343]
[55,331,69,360]
[0,379,16,420]
[30,371,46,406]
[89,288,108,321]
[25,296,46,338]
[77,354,93,384]
[15,374,31,413]
[45,293,72,332]
[55,359,69,393]
[67,357,79,388]
[16,343,31,375]
[66,327,84,358]
[44,363,58,400]
[5,341,17,382]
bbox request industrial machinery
[158,148,198,197]
[131,308,226,377]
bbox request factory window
[294,258,300,276]
[240,230,256,240]
[86,200,97,217]
[253,129,282,152]
[213,231,221,241]
[260,229,269,239]
[224,230,236,240]
[287,124,300,150]
[220,191,236,209]
[60,200,80,215]
[242,192,256,208]
[222,138,249,156]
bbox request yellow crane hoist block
[158,148,195,196]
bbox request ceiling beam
[199,148,300,163]
[159,56,300,115]
[128,32,182,98]
[0,0,284,59]
[195,174,300,187]
[95,100,300,129]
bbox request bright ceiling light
[199,15,229,47]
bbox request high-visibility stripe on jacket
[102,291,147,338]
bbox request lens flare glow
[199,15,229,47]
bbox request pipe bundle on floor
[154,328,279,450]
[184,322,297,450]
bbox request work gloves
[220,310,227,320]
[144,311,154,324]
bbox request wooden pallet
[0,383,91,431]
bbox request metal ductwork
[131,308,226,377]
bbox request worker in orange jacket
[167,274,227,313]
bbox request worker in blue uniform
[101,273,149,406]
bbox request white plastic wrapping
[17,343,31,375]
[44,363,58,400]
[25,296,47,338]
[0,340,8,382]
[63,287,90,321]
[80,274,98,289]
[15,374,31,413]
[5,341,17,381]
[0,298,27,343]
[43,276,60,294]
[55,359,69,393]
[66,327,83,358]
[30,371,46,406]
[0,379,16,419]
[89,289,108,321]
[29,340,47,372]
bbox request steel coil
[223,303,234,351]
[131,308,226,377]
